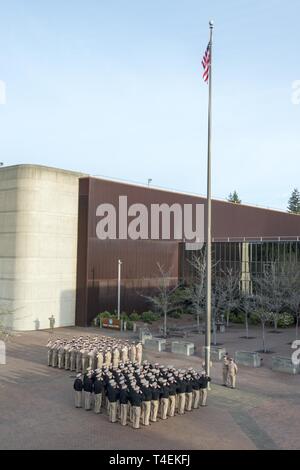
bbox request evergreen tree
[227,190,241,204]
[287,188,300,214]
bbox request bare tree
[283,264,300,339]
[185,252,206,332]
[240,294,253,339]
[222,267,240,327]
[143,263,179,338]
[256,263,284,330]
[255,306,274,353]
[0,303,15,342]
[211,276,228,345]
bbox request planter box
[171,341,195,356]
[202,346,226,362]
[138,327,153,344]
[144,338,166,352]
[271,355,300,375]
[235,351,261,367]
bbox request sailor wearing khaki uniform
[222,355,229,386]
[228,358,238,389]
[51,343,58,367]
[64,344,71,370]
[160,380,169,420]
[168,377,176,417]
[46,340,53,366]
[93,375,104,413]
[129,343,136,362]
[76,348,82,372]
[177,374,187,415]
[121,345,128,363]
[129,386,143,429]
[73,373,83,408]
[83,370,93,410]
[141,382,152,426]
[199,372,211,406]
[192,373,200,409]
[185,375,193,411]
[97,350,103,369]
[119,384,129,426]
[107,381,119,423]
[136,342,143,365]
[112,347,120,368]
[104,348,112,367]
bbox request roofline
[84,174,299,217]
[0,164,88,178]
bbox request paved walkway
[0,327,299,450]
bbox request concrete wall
[0,165,84,330]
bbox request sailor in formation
[73,360,211,429]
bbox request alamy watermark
[291,80,300,105]
[291,340,300,366]
[0,340,6,364]
[0,80,6,105]
[95,196,204,249]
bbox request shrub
[141,311,160,323]
[229,312,244,324]
[126,320,134,330]
[249,312,261,325]
[99,311,114,319]
[169,310,182,319]
[130,312,141,322]
[277,313,294,328]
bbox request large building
[0,164,299,330]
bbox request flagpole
[205,20,213,379]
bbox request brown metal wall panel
[76,176,300,326]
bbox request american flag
[202,43,211,83]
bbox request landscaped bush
[277,313,294,328]
[130,312,141,321]
[229,312,244,324]
[99,311,114,319]
[169,310,182,319]
[141,311,160,323]
[126,320,134,330]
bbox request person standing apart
[228,358,238,389]
[222,354,229,386]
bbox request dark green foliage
[227,190,241,204]
[287,188,300,214]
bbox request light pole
[147,178,152,187]
[117,259,122,320]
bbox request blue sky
[0,0,299,210]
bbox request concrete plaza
[0,326,300,450]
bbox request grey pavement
[0,326,299,450]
